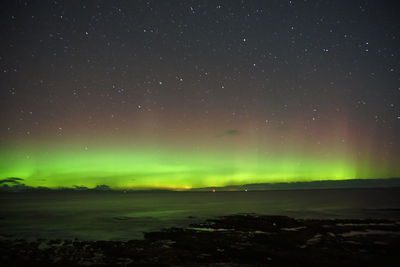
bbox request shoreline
[2,214,399,266]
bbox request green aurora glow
[1,138,398,189]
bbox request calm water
[1,188,400,240]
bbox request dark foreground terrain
[1,214,399,266]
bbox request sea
[1,187,400,240]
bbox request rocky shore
[1,214,399,266]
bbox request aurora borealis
[1,1,399,189]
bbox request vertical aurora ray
[1,122,398,189]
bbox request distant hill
[1,177,400,192]
[190,178,400,191]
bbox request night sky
[1,1,399,189]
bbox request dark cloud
[0,177,24,184]
[217,129,240,137]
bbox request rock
[1,214,399,266]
